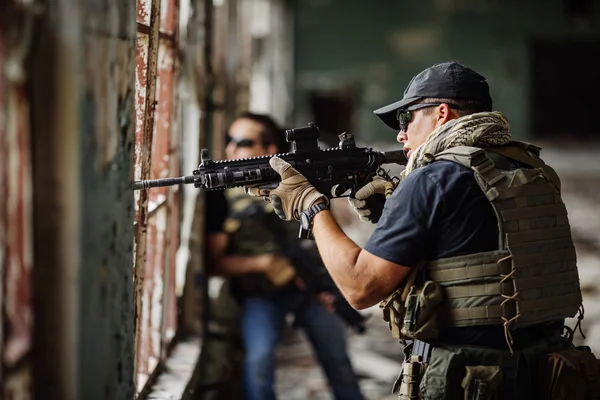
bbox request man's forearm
[208,254,273,277]
[209,254,269,277]
[311,210,366,303]
[311,209,411,309]
[207,233,270,277]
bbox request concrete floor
[274,143,600,400]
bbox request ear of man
[433,103,456,128]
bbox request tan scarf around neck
[401,111,511,179]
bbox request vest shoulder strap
[483,141,561,191]
[433,146,490,169]
[434,143,561,191]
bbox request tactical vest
[224,188,280,256]
[425,142,582,335]
[224,188,289,296]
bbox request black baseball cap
[373,61,493,130]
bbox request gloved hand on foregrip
[245,156,328,221]
[348,176,393,223]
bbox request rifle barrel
[381,149,407,164]
[132,175,195,190]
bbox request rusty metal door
[134,0,182,393]
[0,8,34,398]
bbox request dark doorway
[531,38,600,139]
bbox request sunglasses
[396,102,462,132]
[226,135,259,149]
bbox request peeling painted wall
[0,4,35,398]
[0,0,282,398]
[78,2,137,399]
[293,0,600,142]
[2,72,34,400]
[24,0,137,398]
[133,0,182,394]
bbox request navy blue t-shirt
[365,160,498,267]
[365,160,509,346]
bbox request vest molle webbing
[426,144,582,349]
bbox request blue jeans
[241,289,363,400]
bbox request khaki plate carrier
[425,143,582,345]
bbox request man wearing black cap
[246,62,594,399]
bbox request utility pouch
[381,288,405,339]
[401,280,444,341]
[419,346,467,400]
[394,355,427,399]
[381,268,420,339]
[460,365,503,400]
[381,280,444,341]
[537,345,600,400]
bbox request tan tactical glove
[348,176,393,223]
[261,254,296,287]
[245,157,328,221]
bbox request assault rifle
[133,123,407,238]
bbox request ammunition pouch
[537,345,600,400]
[396,355,427,400]
[381,279,444,341]
[394,346,476,400]
[398,346,515,400]
[394,333,568,400]
[418,346,470,399]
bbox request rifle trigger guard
[376,167,391,179]
[331,184,350,198]
[376,167,400,185]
